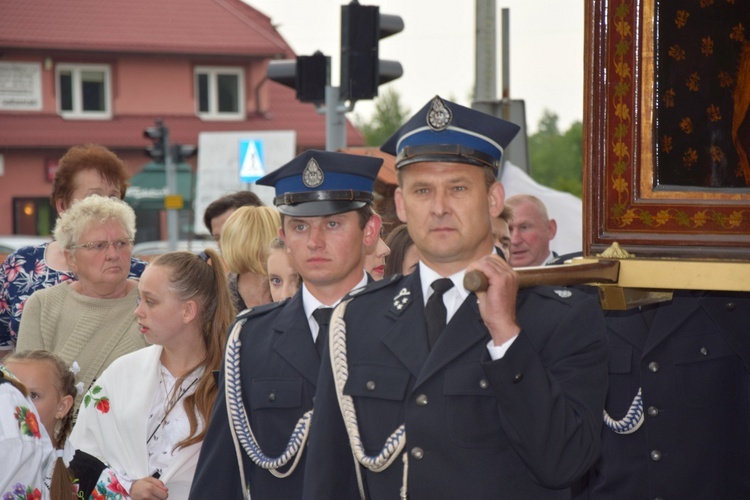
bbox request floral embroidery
[83,386,110,414]
[96,398,110,413]
[89,471,127,500]
[2,483,42,500]
[13,406,41,438]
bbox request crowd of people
[1,96,749,500]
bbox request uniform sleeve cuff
[486,334,518,360]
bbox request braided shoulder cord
[603,387,644,434]
[225,320,251,499]
[225,316,313,480]
[329,300,407,496]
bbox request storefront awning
[125,162,194,211]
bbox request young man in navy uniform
[303,96,608,499]
[189,150,382,499]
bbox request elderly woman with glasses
[0,144,147,358]
[17,195,148,408]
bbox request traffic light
[340,2,404,101]
[171,144,197,164]
[144,119,167,163]
[267,51,330,104]
[296,52,330,103]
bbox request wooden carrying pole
[463,259,620,292]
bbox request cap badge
[426,96,452,131]
[302,158,324,188]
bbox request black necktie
[425,278,454,349]
[313,308,333,357]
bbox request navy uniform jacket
[579,290,750,499]
[303,270,608,499]
[189,291,358,499]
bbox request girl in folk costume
[4,350,85,499]
[0,363,55,499]
[71,250,234,499]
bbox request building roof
[0,82,364,150]
[0,0,291,57]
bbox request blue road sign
[239,139,265,183]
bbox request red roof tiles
[0,0,292,57]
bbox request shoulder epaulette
[346,273,403,300]
[235,299,288,322]
[524,285,587,305]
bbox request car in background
[0,235,52,260]
[132,239,218,260]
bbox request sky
[244,0,585,134]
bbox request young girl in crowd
[266,237,300,302]
[1,362,55,498]
[71,250,234,498]
[4,350,80,499]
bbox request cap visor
[276,200,367,217]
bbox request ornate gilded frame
[584,0,750,260]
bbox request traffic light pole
[163,128,178,252]
[325,85,347,152]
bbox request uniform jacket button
[726,302,736,311]
[268,392,276,402]
[410,447,424,460]
[650,449,662,461]
[512,373,523,384]
[699,346,709,356]
[479,379,489,389]
[648,361,660,373]
[647,406,659,417]
[415,394,428,406]
[366,381,376,391]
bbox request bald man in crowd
[506,194,557,267]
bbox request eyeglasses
[70,239,134,253]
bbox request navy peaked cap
[380,96,520,172]
[256,149,383,216]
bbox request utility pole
[473,2,529,172]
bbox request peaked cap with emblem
[381,95,521,173]
[256,149,383,216]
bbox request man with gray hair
[506,194,558,267]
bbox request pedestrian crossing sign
[239,139,265,183]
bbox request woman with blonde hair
[220,206,281,310]
[71,249,234,498]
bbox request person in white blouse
[0,363,55,499]
[70,249,234,499]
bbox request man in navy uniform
[189,150,382,499]
[303,96,608,499]
[577,290,750,499]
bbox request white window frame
[55,63,112,119]
[194,66,244,120]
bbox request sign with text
[0,62,42,111]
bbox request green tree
[355,88,410,147]
[528,110,583,197]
